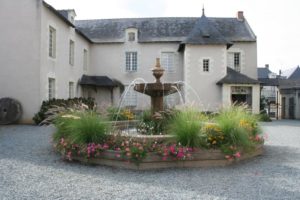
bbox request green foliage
[215,106,258,150]
[168,109,206,147]
[137,109,178,135]
[33,97,96,125]
[106,107,135,121]
[54,111,110,145]
[258,112,272,122]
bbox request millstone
[0,97,22,125]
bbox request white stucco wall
[228,42,257,79]
[184,44,227,111]
[40,6,91,102]
[90,42,184,109]
[0,0,42,123]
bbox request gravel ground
[0,120,300,200]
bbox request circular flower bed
[53,107,265,170]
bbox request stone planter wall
[69,145,264,170]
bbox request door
[289,97,295,119]
[281,97,286,119]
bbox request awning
[217,67,259,85]
[79,75,118,87]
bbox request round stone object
[0,97,22,125]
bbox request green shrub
[168,109,206,147]
[215,106,258,150]
[33,97,96,125]
[258,113,272,122]
[106,107,135,121]
[137,109,178,135]
[54,111,110,145]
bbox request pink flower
[115,153,121,158]
[234,152,241,158]
[66,151,72,160]
[177,152,184,158]
[255,135,261,141]
[103,143,109,149]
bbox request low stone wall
[69,145,264,170]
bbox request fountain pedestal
[134,58,181,114]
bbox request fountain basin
[134,83,181,97]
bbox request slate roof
[288,66,300,80]
[217,67,259,85]
[75,16,256,44]
[182,15,230,46]
[258,78,280,86]
[80,75,118,87]
[257,67,273,79]
[44,1,256,45]
[279,79,300,89]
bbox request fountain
[134,58,182,115]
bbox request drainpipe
[276,91,279,120]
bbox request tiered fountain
[134,58,181,115]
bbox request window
[234,52,241,72]
[203,59,209,72]
[69,82,75,98]
[128,32,135,41]
[48,78,55,100]
[49,26,56,58]
[69,40,75,66]
[161,52,175,73]
[83,49,88,71]
[123,86,137,107]
[228,52,241,72]
[125,52,137,72]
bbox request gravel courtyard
[0,120,300,200]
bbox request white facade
[0,1,260,123]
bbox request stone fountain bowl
[134,83,181,97]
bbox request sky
[46,0,300,73]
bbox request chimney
[279,70,282,76]
[265,64,269,69]
[237,11,244,21]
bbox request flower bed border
[63,143,263,170]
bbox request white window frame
[69,40,75,66]
[83,49,88,71]
[125,52,137,72]
[48,78,55,100]
[69,82,75,98]
[49,26,56,58]
[161,52,175,73]
[234,52,241,72]
[203,59,210,72]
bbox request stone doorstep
[67,145,264,170]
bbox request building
[0,0,260,123]
[258,64,280,117]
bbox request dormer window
[125,28,138,42]
[128,32,135,41]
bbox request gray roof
[75,16,256,44]
[257,67,273,79]
[288,66,300,80]
[217,67,259,85]
[279,79,300,89]
[258,78,280,86]
[182,15,232,48]
[80,75,118,87]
